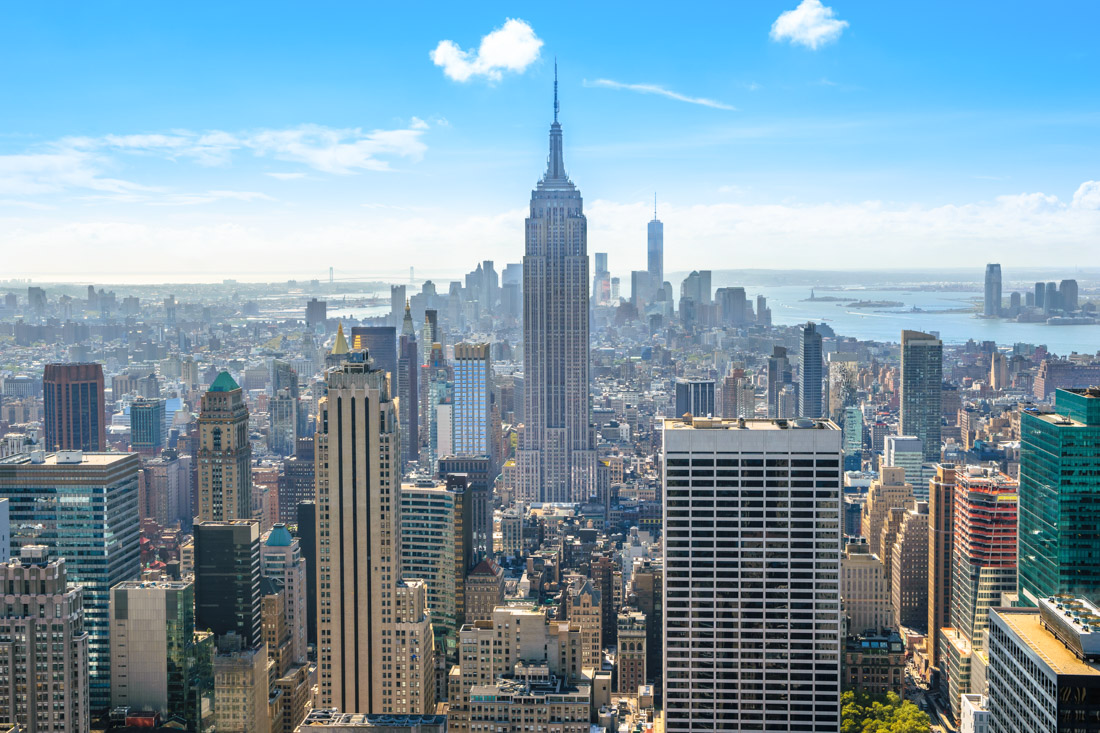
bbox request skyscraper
[0,546,90,732]
[799,322,824,418]
[0,450,141,711]
[517,68,596,504]
[767,346,792,418]
[900,330,943,463]
[316,353,434,714]
[1018,387,1100,606]
[984,263,1002,316]
[350,326,397,380]
[927,464,957,678]
[130,396,166,454]
[194,521,262,649]
[43,362,106,451]
[397,332,419,467]
[452,342,491,457]
[197,372,252,522]
[673,378,716,418]
[663,415,843,732]
[647,195,663,285]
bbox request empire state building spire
[544,60,568,183]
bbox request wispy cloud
[0,120,433,201]
[771,0,849,50]
[584,79,735,110]
[430,19,543,82]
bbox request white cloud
[771,0,849,49]
[266,172,307,180]
[430,19,543,82]
[1072,180,1100,209]
[245,124,427,173]
[584,79,735,110]
[4,183,1099,281]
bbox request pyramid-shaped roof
[208,371,239,393]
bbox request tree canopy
[841,690,932,733]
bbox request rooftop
[994,607,1100,677]
[663,416,839,431]
[208,371,240,392]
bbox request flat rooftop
[997,608,1100,677]
[663,417,839,431]
[0,451,138,467]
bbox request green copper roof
[208,371,240,393]
[266,524,293,546]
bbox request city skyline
[2,3,1099,280]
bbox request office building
[296,501,318,646]
[928,464,958,676]
[306,298,328,329]
[399,477,473,659]
[673,378,716,418]
[350,326,397,381]
[465,668,591,733]
[900,330,943,463]
[296,710,448,732]
[884,435,930,500]
[214,641,270,733]
[0,546,90,733]
[960,694,990,733]
[397,332,419,467]
[1018,388,1100,606]
[0,450,140,710]
[987,600,1100,733]
[194,521,262,649]
[843,632,905,696]
[316,354,434,714]
[1059,279,1079,311]
[109,580,212,729]
[766,346,792,418]
[617,608,647,694]
[984,264,1002,317]
[516,73,597,505]
[648,198,663,285]
[197,372,252,522]
[842,542,891,634]
[890,501,929,629]
[43,362,106,451]
[269,388,299,457]
[261,524,309,668]
[452,342,491,457]
[279,438,315,524]
[860,466,913,562]
[799,322,824,418]
[662,415,842,732]
[131,397,167,454]
[437,455,492,564]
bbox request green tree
[841,689,931,733]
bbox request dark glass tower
[517,65,596,504]
[1018,388,1100,606]
[799,322,824,418]
[43,362,106,451]
[193,521,262,649]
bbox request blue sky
[1,2,1098,283]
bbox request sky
[1,1,1099,284]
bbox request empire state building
[517,68,596,503]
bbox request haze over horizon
[2,2,1098,280]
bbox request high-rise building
[261,524,308,668]
[841,541,891,634]
[987,600,1100,733]
[0,450,140,711]
[767,346,792,418]
[399,476,473,660]
[860,466,913,561]
[306,298,328,329]
[43,362,106,451]
[1018,387,1100,606]
[0,546,90,733]
[109,580,212,729]
[942,466,1018,723]
[197,372,252,522]
[452,343,491,457]
[350,326,397,381]
[1034,281,1046,309]
[984,264,1002,317]
[269,388,299,456]
[647,197,663,285]
[662,415,842,732]
[464,558,505,624]
[316,354,433,714]
[397,332,419,467]
[617,608,647,694]
[194,521,262,649]
[1044,281,1059,313]
[279,437,315,524]
[884,435,930,501]
[141,450,191,528]
[213,641,269,733]
[517,71,596,505]
[800,322,824,418]
[900,330,943,463]
[296,501,318,647]
[131,397,167,454]
[1059,279,1079,312]
[673,378,716,418]
[928,464,958,677]
[890,501,929,629]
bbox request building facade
[43,362,106,452]
[900,330,944,463]
[197,372,253,522]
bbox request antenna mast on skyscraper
[554,58,559,123]
[654,193,658,221]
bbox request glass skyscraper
[452,342,491,457]
[0,450,141,711]
[900,330,943,463]
[799,322,824,418]
[1018,387,1100,606]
